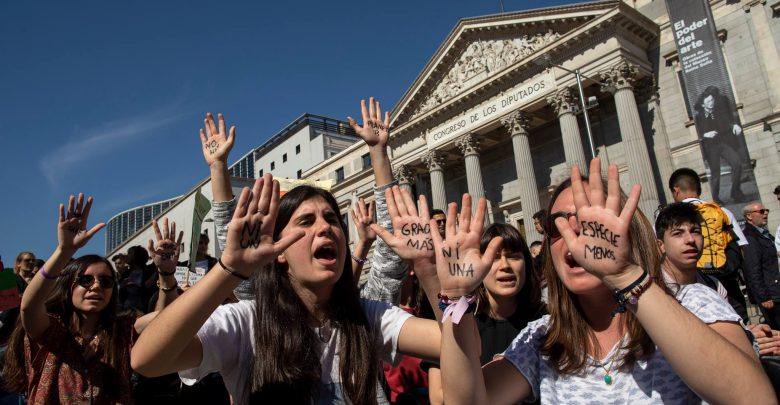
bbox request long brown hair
[540,177,670,375]
[3,255,131,396]
[249,186,379,404]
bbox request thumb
[273,229,305,255]
[370,224,394,244]
[481,236,503,268]
[85,223,106,239]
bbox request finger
[67,195,75,217]
[234,187,252,219]
[148,239,156,256]
[200,128,207,144]
[401,188,418,217]
[347,116,360,132]
[350,207,358,225]
[361,99,369,124]
[445,201,458,241]
[392,186,409,217]
[176,231,184,253]
[273,229,306,255]
[227,126,236,147]
[375,100,382,122]
[267,179,281,221]
[588,158,605,208]
[218,113,226,135]
[570,165,590,211]
[605,164,621,214]
[481,236,504,268]
[59,203,65,223]
[358,198,368,219]
[369,96,375,120]
[459,194,472,234]
[246,177,264,216]
[368,200,375,222]
[371,224,395,245]
[385,187,399,221]
[384,111,390,128]
[473,197,487,235]
[555,217,579,250]
[84,223,105,239]
[203,118,212,137]
[75,193,85,215]
[429,218,444,247]
[206,112,218,136]
[170,221,177,244]
[257,173,273,215]
[619,184,642,224]
[152,219,163,242]
[418,195,431,221]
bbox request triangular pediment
[391,1,625,129]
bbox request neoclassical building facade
[307,0,780,250]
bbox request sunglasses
[22,258,35,263]
[75,275,115,289]
[748,209,770,215]
[544,211,577,242]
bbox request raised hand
[347,97,390,148]
[147,218,184,274]
[350,198,376,245]
[57,193,105,252]
[200,112,235,166]
[431,194,502,297]
[371,186,435,261]
[220,173,305,275]
[554,158,641,287]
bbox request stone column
[744,1,780,112]
[456,133,485,213]
[393,165,415,196]
[601,61,660,217]
[547,88,587,172]
[422,150,447,210]
[501,111,542,241]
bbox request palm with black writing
[350,198,376,245]
[347,97,390,148]
[200,112,235,166]
[147,218,184,274]
[372,186,435,261]
[431,194,502,297]
[554,158,641,288]
[57,193,105,252]
[220,173,304,275]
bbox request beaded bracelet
[438,292,477,324]
[156,280,177,292]
[611,271,654,316]
[351,253,368,265]
[218,258,250,281]
[38,267,59,280]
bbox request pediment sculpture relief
[413,29,560,117]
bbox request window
[283,153,287,162]
[361,153,371,170]
[271,161,275,170]
[335,167,345,182]
[296,145,301,154]
[259,169,263,177]
[297,169,302,179]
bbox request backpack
[692,201,743,276]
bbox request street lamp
[534,54,608,158]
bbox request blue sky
[0,0,569,263]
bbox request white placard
[174,265,204,288]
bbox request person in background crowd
[2,193,172,404]
[773,185,780,262]
[669,167,749,322]
[112,253,129,277]
[119,246,155,314]
[13,252,36,289]
[437,158,774,404]
[431,209,446,238]
[529,241,542,259]
[742,201,780,330]
[178,233,217,273]
[532,209,546,236]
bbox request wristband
[218,258,250,281]
[351,253,368,265]
[611,271,653,316]
[38,267,59,280]
[157,269,175,276]
[439,293,476,325]
[156,280,177,292]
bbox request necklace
[595,337,624,385]
[316,318,332,343]
[77,332,98,352]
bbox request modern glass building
[104,197,181,254]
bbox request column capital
[546,88,579,117]
[456,133,481,156]
[500,110,532,136]
[600,60,640,93]
[422,149,445,171]
[393,164,416,185]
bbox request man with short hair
[112,253,129,275]
[529,241,542,259]
[743,201,780,329]
[668,168,749,322]
[532,209,547,236]
[431,209,446,238]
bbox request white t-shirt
[500,283,740,404]
[179,299,413,404]
[683,197,748,246]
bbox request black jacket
[742,224,780,302]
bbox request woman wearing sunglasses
[437,158,775,404]
[3,193,180,404]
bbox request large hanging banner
[666,0,759,208]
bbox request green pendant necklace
[596,337,624,385]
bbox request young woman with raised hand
[131,173,442,404]
[437,158,775,405]
[3,193,181,404]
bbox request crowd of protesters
[1,98,780,404]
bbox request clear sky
[0,0,569,264]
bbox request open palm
[372,187,435,261]
[147,218,184,274]
[57,193,105,252]
[347,97,390,148]
[200,112,235,166]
